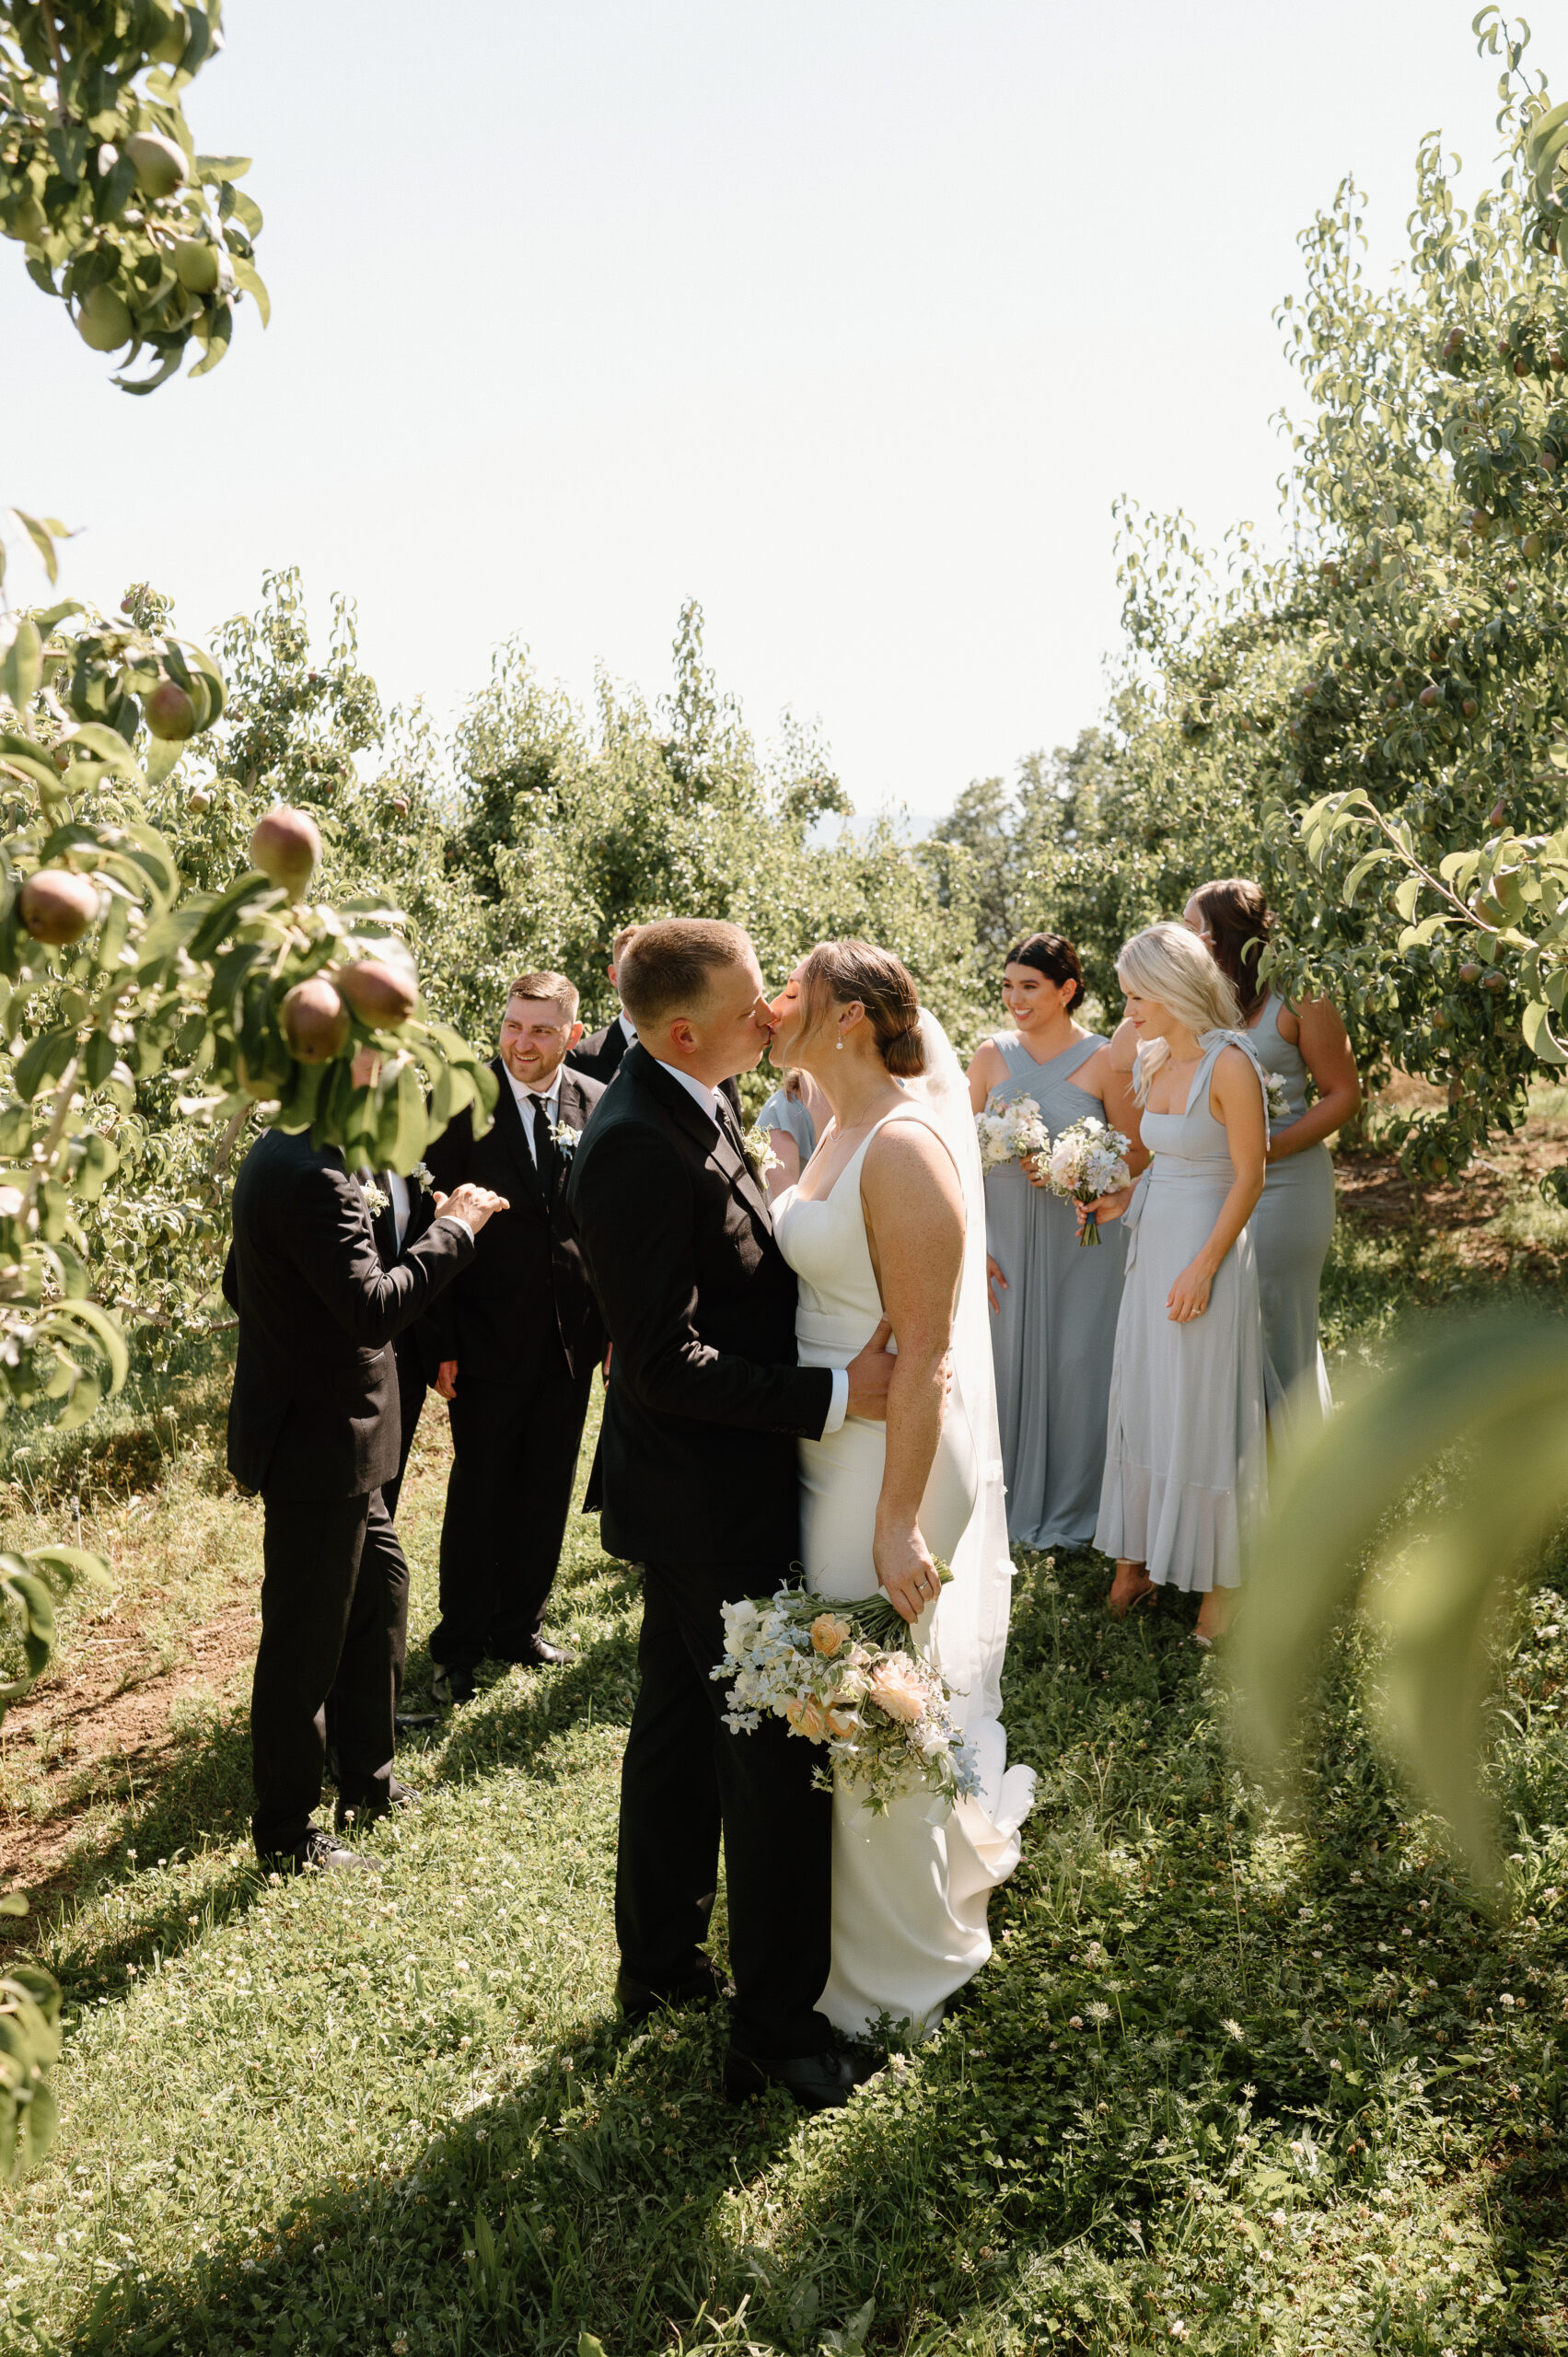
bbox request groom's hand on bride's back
[845,1318,898,1421]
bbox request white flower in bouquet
[357,1175,389,1217]
[743,1122,782,1178]
[1044,1115,1132,1248]
[1261,1070,1291,1127]
[975,1090,1051,1176]
[411,1160,436,1190]
[550,1118,583,1154]
[711,1569,980,1815]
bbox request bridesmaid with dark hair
[1183,877,1361,1421]
[967,933,1144,1549]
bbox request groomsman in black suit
[421,971,608,1705]
[225,1121,505,1872]
[361,1160,437,1521]
[566,923,642,1086]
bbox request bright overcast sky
[0,1,1550,826]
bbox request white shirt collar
[504,1062,563,1113]
[618,1009,638,1047]
[655,1059,720,1126]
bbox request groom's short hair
[618,920,752,1029]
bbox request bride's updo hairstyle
[797,939,927,1078]
[1116,921,1243,1103]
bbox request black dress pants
[250,1488,410,1857]
[429,1360,594,1671]
[616,1558,834,2061]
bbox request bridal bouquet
[975,1090,1050,1176]
[1261,1070,1291,1127]
[713,1572,980,1817]
[1043,1115,1132,1246]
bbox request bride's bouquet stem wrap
[713,1567,980,1817]
[1043,1114,1132,1247]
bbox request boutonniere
[410,1160,435,1190]
[550,1119,583,1156]
[359,1176,389,1217]
[742,1122,781,1180]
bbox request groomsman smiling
[420,972,607,1704]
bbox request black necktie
[528,1093,556,1184]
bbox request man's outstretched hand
[436,1183,508,1237]
[845,1318,897,1421]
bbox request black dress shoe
[395,1710,439,1733]
[616,1957,733,2026]
[335,1779,416,1831]
[432,1663,477,1706]
[261,1829,381,1876]
[723,2048,856,2111]
[494,1639,576,1669]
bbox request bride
[768,940,1036,2040]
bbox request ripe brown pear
[250,807,321,898]
[19,869,99,946]
[282,977,349,1064]
[337,958,417,1028]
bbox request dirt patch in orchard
[1336,1088,1568,1275]
[0,1595,258,1904]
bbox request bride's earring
[836,1028,844,1050]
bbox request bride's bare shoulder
[861,1112,965,1219]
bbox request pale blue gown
[1246,994,1335,1422]
[983,1033,1126,1550]
[1094,1032,1272,1593]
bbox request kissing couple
[567,921,1036,2108]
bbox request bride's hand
[874,1519,941,1624]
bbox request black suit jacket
[566,1017,632,1087]
[419,1059,607,1387]
[564,1043,833,1566]
[223,1127,474,1501]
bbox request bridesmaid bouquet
[1262,1071,1291,1127]
[975,1090,1051,1175]
[1043,1115,1132,1246]
[712,1570,980,1817]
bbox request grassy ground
[1,1112,1567,2354]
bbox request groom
[567,918,895,2108]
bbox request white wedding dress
[772,1014,1037,2040]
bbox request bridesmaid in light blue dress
[967,935,1144,1550]
[1086,923,1272,1646]
[1183,879,1362,1425]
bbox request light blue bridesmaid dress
[1246,994,1335,1421]
[984,1033,1126,1550]
[1094,1031,1272,1593]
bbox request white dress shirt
[617,1010,637,1050]
[505,1062,564,1167]
[386,1168,411,1253]
[654,1058,848,1437]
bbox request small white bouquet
[1262,1070,1291,1127]
[1044,1114,1132,1247]
[743,1121,781,1179]
[713,1571,979,1817]
[975,1090,1050,1176]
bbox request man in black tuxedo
[565,922,641,1086]
[421,972,607,1704]
[225,1123,505,1872]
[361,1159,437,1521]
[566,918,896,2110]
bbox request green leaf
[10,512,70,587]
[0,620,42,713]
[194,156,253,182]
[41,1301,128,1397]
[63,723,139,776]
[14,1028,77,1104]
[1523,999,1568,1064]
[229,256,270,328]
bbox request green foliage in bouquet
[0,0,264,390]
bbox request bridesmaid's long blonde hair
[1117,922,1243,1103]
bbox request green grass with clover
[0,1167,1565,2355]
